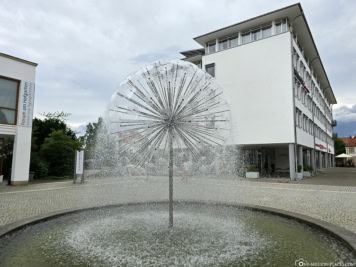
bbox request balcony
[332,120,337,127]
[333,133,338,139]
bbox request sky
[0,0,355,136]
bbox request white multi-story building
[0,53,37,185]
[181,3,337,179]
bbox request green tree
[32,116,76,150]
[334,138,346,156]
[40,130,80,176]
[30,112,79,178]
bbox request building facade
[181,3,337,179]
[0,53,37,185]
[340,136,356,165]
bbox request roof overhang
[193,3,337,104]
[0,52,38,67]
[180,48,205,58]
[193,4,301,46]
[182,54,202,63]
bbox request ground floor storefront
[237,143,335,180]
[0,129,32,185]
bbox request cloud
[334,119,356,137]
[334,105,356,117]
[333,105,356,128]
[68,123,87,136]
[0,0,355,132]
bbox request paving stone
[0,168,355,234]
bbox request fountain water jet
[108,60,231,227]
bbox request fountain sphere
[108,60,231,227]
[108,60,231,165]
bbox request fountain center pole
[168,126,174,228]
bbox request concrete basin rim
[0,200,355,256]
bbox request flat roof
[180,48,205,58]
[0,52,38,67]
[192,3,337,104]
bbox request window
[309,96,313,111]
[262,25,272,38]
[297,60,303,74]
[218,39,228,51]
[206,42,216,54]
[306,72,311,88]
[205,64,215,77]
[304,116,308,131]
[299,112,303,129]
[241,32,251,44]
[218,36,239,51]
[349,148,355,154]
[293,49,299,70]
[294,78,299,97]
[282,19,288,32]
[314,125,317,137]
[297,85,301,100]
[207,23,274,51]
[251,29,261,41]
[276,19,288,34]
[299,62,305,80]
[230,36,238,47]
[0,77,19,125]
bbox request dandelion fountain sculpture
[108,60,231,227]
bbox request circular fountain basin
[0,202,355,266]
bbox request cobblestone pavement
[296,167,356,186]
[249,167,356,187]
[0,174,356,234]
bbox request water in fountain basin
[0,203,355,267]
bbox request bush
[30,155,49,179]
[35,161,49,178]
[247,165,258,172]
[40,130,80,176]
[297,164,302,172]
[303,165,313,172]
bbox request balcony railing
[332,120,337,127]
